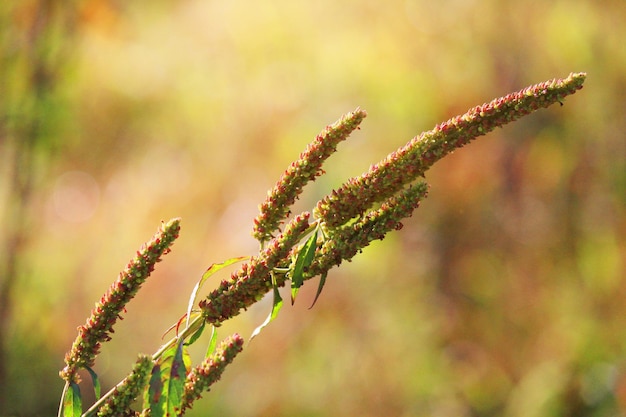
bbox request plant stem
[57,382,69,417]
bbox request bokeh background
[1,0,624,416]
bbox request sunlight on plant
[55,73,586,416]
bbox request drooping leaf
[309,271,328,309]
[145,340,188,417]
[85,366,101,399]
[62,382,82,417]
[186,256,249,327]
[250,274,283,340]
[290,229,318,304]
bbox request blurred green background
[1,0,624,416]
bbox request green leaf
[206,326,218,358]
[145,364,163,415]
[250,274,283,340]
[290,229,318,305]
[85,366,101,399]
[146,340,188,417]
[309,272,328,309]
[185,319,206,346]
[186,256,248,327]
[62,382,82,417]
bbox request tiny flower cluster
[305,181,429,279]
[314,72,587,228]
[59,73,586,416]
[253,108,366,243]
[60,218,181,383]
[97,355,153,417]
[180,334,245,413]
[200,213,310,325]
[198,73,587,328]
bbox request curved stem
[58,381,69,417]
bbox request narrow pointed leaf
[181,342,192,372]
[85,366,101,399]
[290,229,318,304]
[186,256,249,327]
[206,326,218,358]
[309,272,328,309]
[250,275,283,340]
[62,382,82,417]
[146,341,188,416]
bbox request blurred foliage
[0,0,624,416]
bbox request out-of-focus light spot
[52,171,101,223]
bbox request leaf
[206,326,218,358]
[146,340,188,417]
[181,342,192,370]
[309,272,328,309]
[290,229,318,305]
[185,319,206,346]
[186,256,249,327]
[62,382,82,417]
[144,364,163,415]
[250,274,283,341]
[85,366,101,399]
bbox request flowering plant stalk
[58,72,586,417]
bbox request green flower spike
[180,334,244,414]
[307,181,429,279]
[60,218,181,383]
[200,213,310,325]
[96,355,153,417]
[253,108,367,243]
[315,72,587,228]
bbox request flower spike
[180,334,244,414]
[307,181,429,279]
[96,355,153,417]
[315,73,587,228]
[201,213,310,325]
[60,218,181,383]
[58,72,587,417]
[253,108,367,243]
